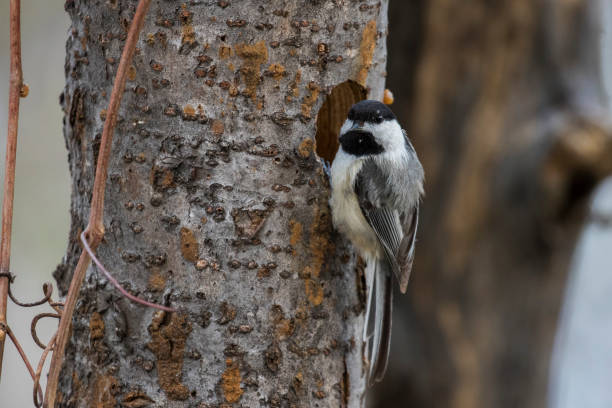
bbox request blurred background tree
[375,1,612,407]
[1,0,612,407]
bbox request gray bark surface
[53,1,389,406]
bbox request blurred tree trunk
[52,1,390,406]
[376,1,612,407]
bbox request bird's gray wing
[396,205,418,293]
[355,161,419,292]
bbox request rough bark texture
[53,1,389,406]
[374,1,612,407]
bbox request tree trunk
[53,1,389,406]
[374,1,612,407]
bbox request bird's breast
[329,151,382,258]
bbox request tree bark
[53,1,389,406]
[375,1,612,407]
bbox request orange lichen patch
[235,41,269,99]
[297,138,314,159]
[99,109,107,120]
[127,65,137,81]
[269,305,295,341]
[180,227,199,263]
[150,162,176,191]
[356,20,377,86]
[197,104,207,120]
[293,372,304,391]
[211,119,225,136]
[147,312,192,401]
[89,312,105,341]
[183,104,196,120]
[302,204,334,306]
[257,266,271,279]
[275,318,295,340]
[267,63,286,80]
[122,390,154,408]
[305,277,324,306]
[147,270,166,292]
[301,82,320,120]
[289,69,302,100]
[158,169,174,189]
[289,219,303,248]
[182,24,196,47]
[219,45,232,59]
[308,205,333,277]
[383,88,394,105]
[221,358,243,403]
[180,5,196,48]
[88,374,118,408]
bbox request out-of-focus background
[0,2,70,405]
[1,2,611,407]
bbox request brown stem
[8,282,53,308]
[31,313,61,350]
[34,335,55,408]
[4,324,43,403]
[43,1,152,406]
[0,0,23,382]
[86,0,152,241]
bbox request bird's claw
[320,158,331,179]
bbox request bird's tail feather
[363,257,393,385]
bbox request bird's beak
[340,121,368,146]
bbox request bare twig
[0,0,24,381]
[4,324,43,403]
[31,313,61,350]
[44,1,153,405]
[81,232,175,312]
[8,281,53,308]
[34,335,55,408]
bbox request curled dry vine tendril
[30,313,61,350]
[1,278,63,407]
[8,281,63,407]
[4,324,44,405]
[0,1,167,406]
[33,334,56,408]
[8,281,53,308]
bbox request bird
[329,99,424,384]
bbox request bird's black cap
[347,100,396,124]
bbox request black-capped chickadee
[329,100,424,384]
